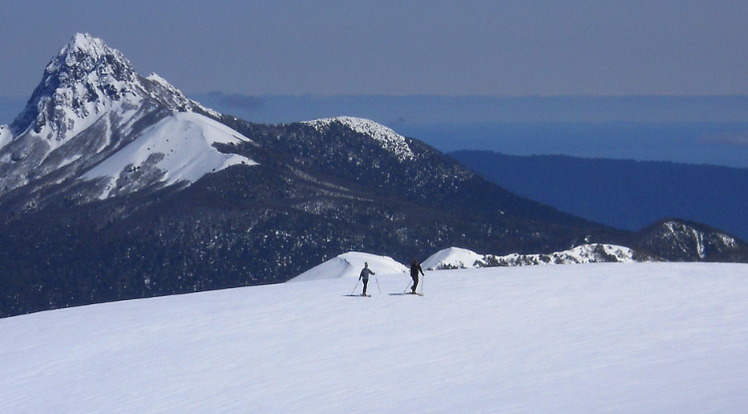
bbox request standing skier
[359,262,375,296]
[410,260,425,294]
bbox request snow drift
[289,251,408,282]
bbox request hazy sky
[2,0,748,98]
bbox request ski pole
[375,277,382,294]
[403,280,412,293]
[420,274,425,294]
[350,279,360,295]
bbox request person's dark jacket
[411,262,424,278]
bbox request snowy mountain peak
[54,33,124,69]
[9,33,215,144]
[0,33,254,203]
[10,33,140,142]
[303,116,415,161]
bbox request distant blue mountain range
[190,94,748,168]
[451,150,748,241]
[4,93,748,167]
[189,93,748,124]
[397,122,748,168]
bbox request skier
[359,262,376,296]
[410,260,425,294]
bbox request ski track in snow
[1,262,748,413]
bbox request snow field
[1,262,747,413]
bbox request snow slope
[82,111,257,198]
[2,262,747,413]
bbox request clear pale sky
[1,0,747,98]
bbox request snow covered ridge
[142,73,221,119]
[82,112,257,198]
[290,245,637,281]
[303,116,416,161]
[422,244,637,270]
